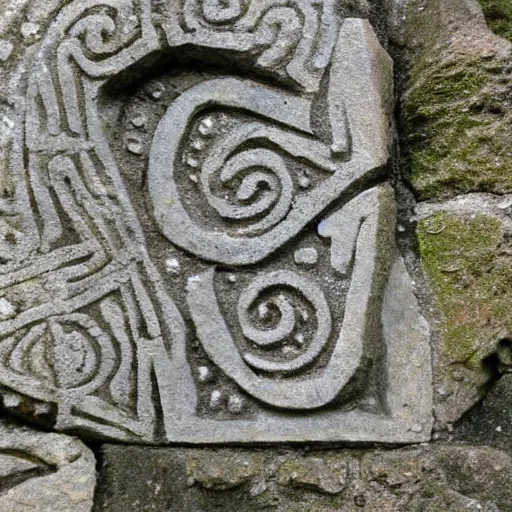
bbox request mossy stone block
[418,212,512,423]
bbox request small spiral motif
[201,148,293,235]
[71,14,118,55]
[68,2,137,56]
[237,270,332,374]
[200,123,294,236]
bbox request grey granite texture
[0,0,512,511]
[0,419,96,512]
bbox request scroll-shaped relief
[0,0,432,444]
[149,78,338,264]
[148,19,393,265]
[187,186,395,411]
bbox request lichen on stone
[276,457,347,496]
[401,0,512,201]
[417,211,512,423]
[186,451,259,490]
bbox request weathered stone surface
[94,444,512,511]
[400,0,512,200]
[0,419,95,512]
[187,452,258,491]
[455,372,512,451]
[276,457,348,495]
[5,1,512,511]
[416,197,512,425]
[0,41,13,62]
[0,0,432,443]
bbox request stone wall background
[0,0,511,510]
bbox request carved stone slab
[0,0,432,443]
[0,420,95,512]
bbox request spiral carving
[254,7,303,69]
[60,0,143,59]
[69,7,136,57]
[187,187,396,411]
[200,123,297,235]
[237,271,332,374]
[149,77,339,265]
[0,0,406,441]
[174,0,339,92]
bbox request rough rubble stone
[401,0,512,200]
[0,0,432,444]
[94,444,512,512]
[455,373,512,451]
[0,419,95,512]
[416,207,512,425]
[276,456,348,495]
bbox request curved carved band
[187,186,396,410]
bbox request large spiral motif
[186,187,396,411]
[237,271,331,373]
[148,77,339,265]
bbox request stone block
[94,444,512,512]
[0,419,95,512]
[416,201,512,425]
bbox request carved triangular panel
[0,0,432,443]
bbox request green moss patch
[480,0,512,41]
[403,48,512,200]
[401,0,512,202]
[418,212,512,365]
